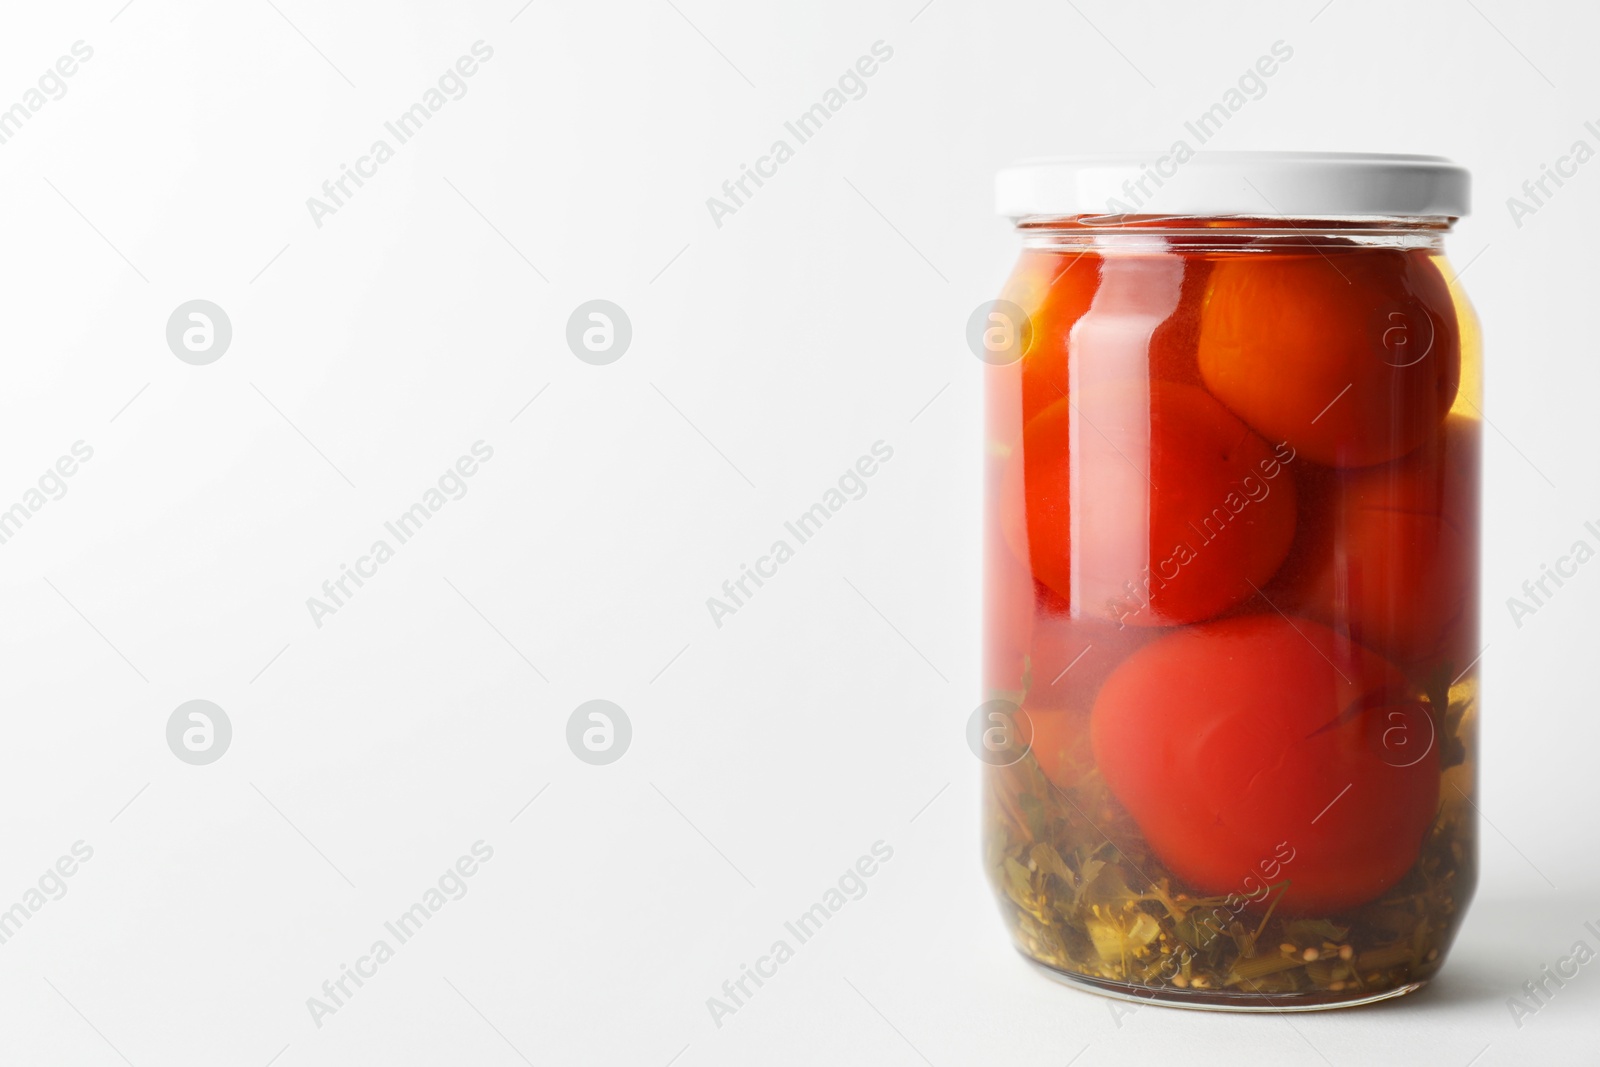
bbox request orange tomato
[1026,704,1094,792]
[1197,248,1460,467]
[1003,250,1102,424]
[1091,615,1439,913]
[1007,250,1215,425]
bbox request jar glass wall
[982,215,1480,1010]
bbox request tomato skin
[1002,381,1298,627]
[1197,249,1460,468]
[1145,253,1213,388]
[1027,705,1095,792]
[1272,416,1481,669]
[1091,615,1439,914]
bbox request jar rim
[996,152,1470,221]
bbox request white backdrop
[0,1,1594,1064]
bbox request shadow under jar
[981,154,1481,1011]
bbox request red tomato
[1144,253,1212,387]
[1001,381,1298,627]
[1066,252,1208,394]
[1091,615,1440,913]
[1197,248,1460,467]
[1271,415,1481,670]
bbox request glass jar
[981,154,1480,1010]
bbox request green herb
[987,676,1477,1002]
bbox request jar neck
[1014,215,1453,253]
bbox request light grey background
[0,0,1594,1064]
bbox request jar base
[1024,956,1428,1012]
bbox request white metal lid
[995,152,1470,220]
